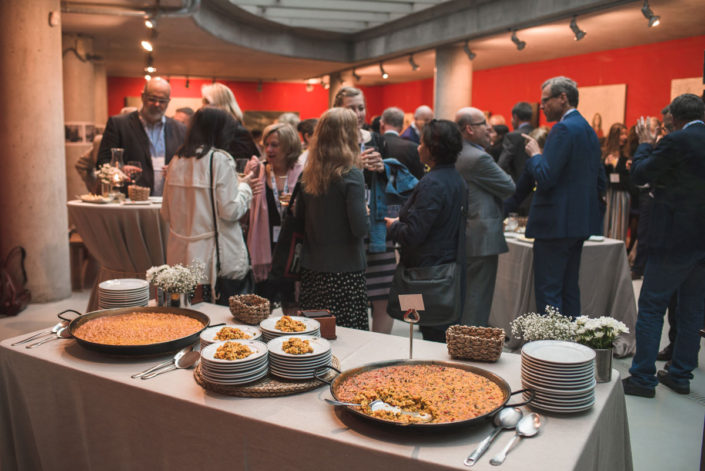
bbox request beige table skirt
[67,200,168,312]
[1,304,632,471]
[489,237,638,357]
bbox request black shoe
[622,377,655,398]
[657,370,689,394]
[656,344,673,361]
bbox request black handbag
[387,205,465,327]
[269,180,304,281]
[209,151,255,306]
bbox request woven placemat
[194,355,340,397]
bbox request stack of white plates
[98,278,149,310]
[199,324,262,349]
[259,316,320,342]
[521,340,596,413]
[267,335,332,380]
[200,339,269,385]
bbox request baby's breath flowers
[146,261,205,294]
[510,306,575,342]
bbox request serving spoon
[12,320,69,346]
[489,413,542,466]
[131,345,194,379]
[464,407,523,466]
[140,350,201,379]
[324,398,432,422]
[26,327,71,349]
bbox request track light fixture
[641,0,660,27]
[510,29,526,51]
[144,54,156,74]
[144,74,152,81]
[352,68,361,81]
[408,54,420,71]
[570,16,586,41]
[185,77,190,88]
[463,41,476,60]
[144,16,156,29]
[379,62,389,80]
[140,40,153,52]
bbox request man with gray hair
[522,76,605,318]
[380,107,424,179]
[455,107,516,327]
[401,105,433,144]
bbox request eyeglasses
[142,94,170,105]
[541,93,561,105]
[468,119,487,127]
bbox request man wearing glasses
[97,77,186,195]
[522,76,605,318]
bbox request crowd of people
[85,75,705,395]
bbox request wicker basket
[446,325,505,362]
[229,294,270,325]
[128,185,150,201]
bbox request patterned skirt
[365,241,397,302]
[299,269,369,331]
[604,188,630,242]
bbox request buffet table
[0,304,632,471]
[489,237,637,356]
[67,200,168,312]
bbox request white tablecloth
[0,304,632,471]
[489,238,637,356]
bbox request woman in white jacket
[161,107,255,304]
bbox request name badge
[609,173,620,183]
[272,225,281,243]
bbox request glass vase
[594,347,613,383]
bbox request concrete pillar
[434,45,473,120]
[63,34,95,201]
[94,62,108,126]
[0,0,71,301]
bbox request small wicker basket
[229,294,270,325]
[446,325,505,362]
[128,185,150,201]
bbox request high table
[489,237,637,357]
[67,200,168,312]
[0,304,632,471]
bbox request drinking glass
[277,176,291,207]
[124,161,143,182]
[110,148,124,169]
[505,213,519,233]
[235,159,249,176]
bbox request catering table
[489,237,637,356]
[67,200,168,312]
[0,304,632,471]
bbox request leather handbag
[387,205,465,327]
[0,246,31,316]
[269,180,304,281]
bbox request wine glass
[124,161,143,183]
[277,176,291,207]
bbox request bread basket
[127,185,150,201]
[446,325,505,362]
[228,294,270,325]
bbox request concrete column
[94,62,108,126]
[434,45,473,120]
[0,0,71,301]
[63,34,95,201]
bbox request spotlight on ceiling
[379,62,389,80]
[144,74,152,81]
[351,68,361,81]
[140,40,153,52]
[144,16,156,29]
[144,54,156,74]
[641,0,660,27]
[510,29,526,51]
[463,41,476,60]
[321,77,330,90]
[185,77,190,88]
[408,54,420,71]
[570,16,586,41]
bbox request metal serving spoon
[464,407,523,466]
[324,398,432,422]
[131,345,194,379]
[12,320,69,346]
[26,327,71,349]
[489,413,542,466]
[140,350,201,380]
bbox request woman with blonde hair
[201,82,259,160]
[297,108,369,329]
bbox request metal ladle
[464,407,523,466]
[140,350,201,379]
[490,412,542,466]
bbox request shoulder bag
[1,246,31,316]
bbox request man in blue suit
[622,93,705,397]
[523,76,605,318]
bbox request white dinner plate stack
[98,278,149,310]
[259,316,320,342]
[267,335,332,380]
[200,339,269,385]
[521,340,597,413]
[199,324,262,349]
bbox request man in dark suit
[523,76,605,318]
[455,107,516,327]
[622,93,705,398]
[400,105,433,145]
[380,107,425,180]
[97,77,186,195]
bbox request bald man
[97,77,186,195]
[401,105,433,144]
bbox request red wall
[107,35,704,127]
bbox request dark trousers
[533,238,585,318]
[633,190,653,275]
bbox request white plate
[80,195,111,204]
[149,196,163,203]
[98,278,150,292]
[202,369,268,385]
[521,356,594,375]
[267,335,330,357]
[200,325,262,344]
[521,371,594,389]
[522,340,596,365]
[201,362,269,378]
[201,340,268,364]
[522,377,596,396]
[503,232,519,238]
[588,235,605,242]
[260,316,320,335]
[122,200,151,205]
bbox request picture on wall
[577,84,627,140]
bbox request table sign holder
[399,294,424,359]
[403,309,421,359]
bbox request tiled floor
[1,281,703,470]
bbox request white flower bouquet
[96,163,127,185]
[510,306,575,342]
[146,261,205,294]
[573,316,629,350]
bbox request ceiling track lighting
[463,40,476,60]
[351,68,361,81]
[140,40,153,52]
[641,0,660,27]
[570,16,586,41]
[144,54,156,74]
[379,62,389,80]
[144,16,156,29]
[510,29,526,51]
[185,77,190,88]
[408,54,420,71]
